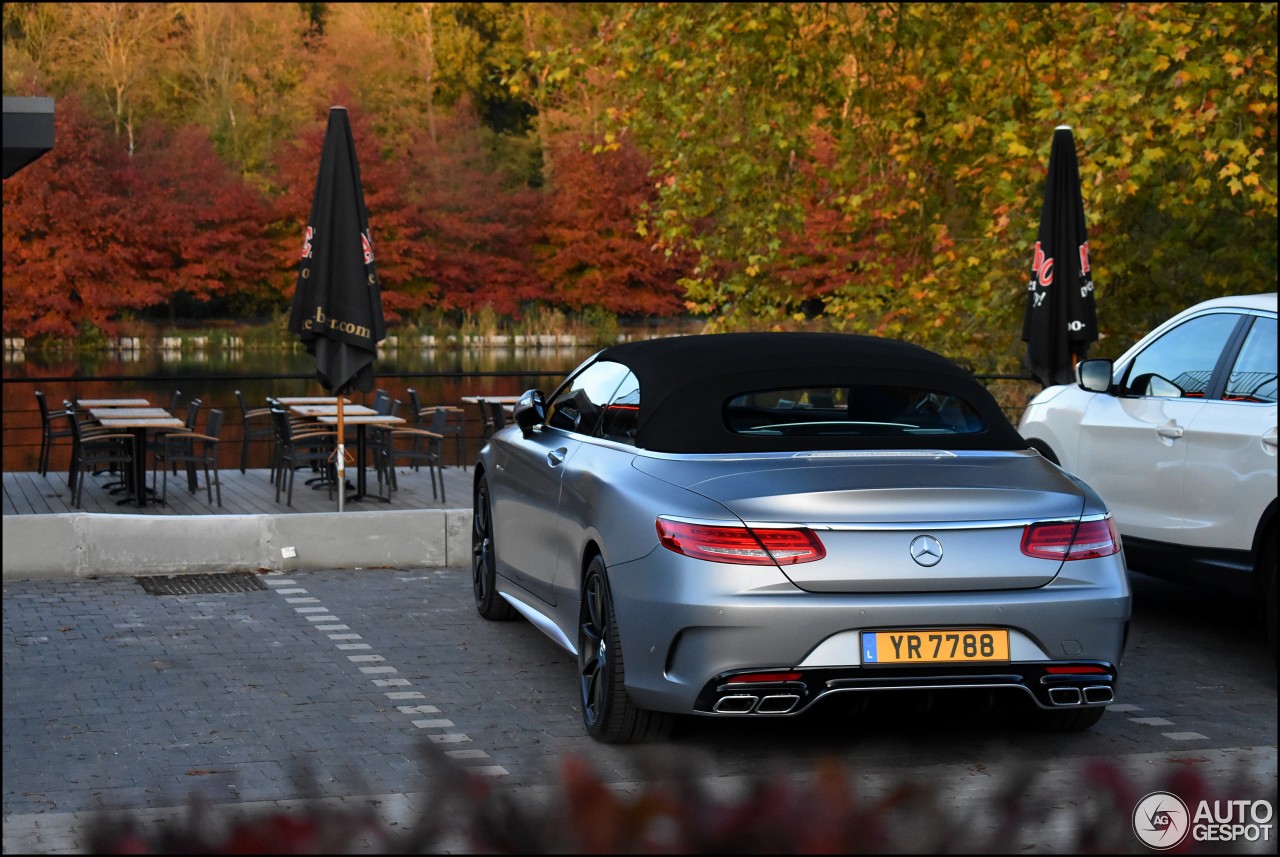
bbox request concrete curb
[1,509,473,580]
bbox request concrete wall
[1,509,473,580]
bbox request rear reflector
[656,519,826,565]
[727,672,803,684]
[1045,665,1109,675]
[1021,518,1121,561]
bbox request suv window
[1119,312,1239,398]
[1225,316,1277,403]
[547,360,630,435]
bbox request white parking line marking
[265,574,504,777]
[1163,731,1210,740]
[427,733,471,744]
[444,749,490,759]
[1129,717,1175,726]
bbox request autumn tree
[132,120,280,320]
[2,95,169,338]
[56,2,174,155]
[537,135,691,316]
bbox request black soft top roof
[594,332,1027,453]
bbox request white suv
[1018,293,1277,650]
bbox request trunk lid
[635,450,1084,592]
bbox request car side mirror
[513,389,546,437]
[1077,359,1113,393]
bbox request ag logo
[1133,791,1190,850]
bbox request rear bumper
[692,660,1118,716]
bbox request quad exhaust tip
[1083,685,1115,704]
[712,694,802,715]
[1047,685,1114,706]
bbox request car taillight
[656,518,826,565]
[1021,518,1120,561]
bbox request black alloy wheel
[472,475,515,621]
[577,555,671,743]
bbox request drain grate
[136,571,268,595]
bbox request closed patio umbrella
[288,106,386,511]
[1022,125,1098,387]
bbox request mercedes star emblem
[909,535,943,567]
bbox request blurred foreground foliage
[86,744,1273,854]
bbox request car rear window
[724,385,987,438]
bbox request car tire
[578,555,672,743]
[1019,704,1107,732]
[472,474,516,621]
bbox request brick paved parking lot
[4,567,1276,853]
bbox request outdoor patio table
[274,396,348,405]
[76,398,150,408]
[314,414,406,501]
[95,416,185,508]
[288,404,378,418]
[88,407,173,420]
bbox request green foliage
[73,320,109,352]
[461,304,503,340]
[596,2,1278,368]
[579,305,620,346]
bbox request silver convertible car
[471,333,1131,743]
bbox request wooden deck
[3,462,473,517]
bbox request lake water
[2,343,598,474]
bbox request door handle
[547,448,567,467]
[1156,421,1184,440]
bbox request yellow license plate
[861,629,1010,664]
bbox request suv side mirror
[1077,359,1113,393]
[513,389,546,437]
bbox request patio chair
[155,398,203,479]
[409,389,465,469]
[62,400,122,492]
[35,390,74,477]
[474,398,495,440]
[67,410,135,509]
[488,399,508,433]
[153,409,225,506]
[375,419,446,502]
[271,407,336,506]
[235,390,275,475]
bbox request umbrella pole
[336,395,346,513]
